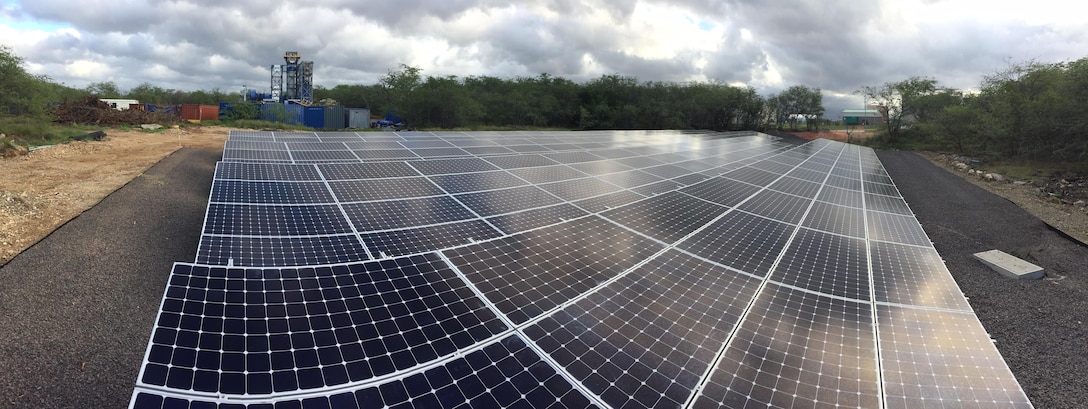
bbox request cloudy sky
[2,0,1085,117]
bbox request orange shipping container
[199,105,219,120]
[181,104,200,121]
[181,104,220,122]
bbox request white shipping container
[101,99,140,110]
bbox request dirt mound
[0,142,27,158]
[51,96,179,126]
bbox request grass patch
[0,116,100,147]
[969,159,1088,184]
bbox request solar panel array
[131,130,1033,408]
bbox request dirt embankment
[0,126,228,265]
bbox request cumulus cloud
[1,0,1085,116]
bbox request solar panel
[131,130,1032,408]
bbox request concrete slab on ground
[973,249,1045,279]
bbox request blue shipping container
[285,104,304,125]
[304,106,325,129]
[258,103,304,124]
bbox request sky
[1,0,1085,118]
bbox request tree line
[861,57,1088,162]
[1,43,824,132]
[313,64,824,131]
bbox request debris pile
[51,96,178,126]
[1037,176,1088,206]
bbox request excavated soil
[0,126,229,266]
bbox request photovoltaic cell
[196,234,369,266]
[215,162,321,181]
[455,185,564,216]
[543,151,605,164]
[362,219,502,258]
[410,147,471,158]
[318,161,420,180]
[595,169,662,188]
[826,174,862,191]
[693,284,881,409]
[507,165,589,184]
[568,160,633,176]
[210,180,334,204]
[573,190,646,213]
[352,149,418,160]
[203,204,353,236]
[680,177,762,207]
[427,171,527,194]
[538,177,623,201]
[678,211,794,277]
[816,185,863,208]
[485,154,559,169]
[878,305,1033,409]
[771,228,870,300]
[601,191,726,243]
[526,249,760,409]
[223,149,292,162]
[446,216,664,324]
[871,241,973,310]
[865,181,901,197]
[407,157,499,175]
[768,175,822,198]
[802,201,867,238]
[641,164,691,179]
[865,192,914,215]
[486,203,588,234]
[342,196,477,232]
[737,189,812,225]
[724,166,781,186]
[290,150,359,162]
[629,179,683,197]
[867,210,932,246]
[328,178,445,202]
[461,145,515,155]
[137,256,507,395]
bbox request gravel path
[879,150,1088,409]
[0,141,1082,408]
[0,148,219,408]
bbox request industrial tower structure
[270,51,313,104]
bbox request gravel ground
[0,138,1081,408]
[0,148,219,408]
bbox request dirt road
[0,126,229,266]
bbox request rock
[141,124,164,130]
[985,173,994,181]
[992,173,1004,182]
[1014,181,1028,185]
[955,162,968,170]
[1075,200,1087,207]
[1,143,28,158]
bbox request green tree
[84,81,122,98]
[379,64,422,117]
[0,46,55,117]
[126,82,168,104]
[410,75,482,128]
[860,77,938,142]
